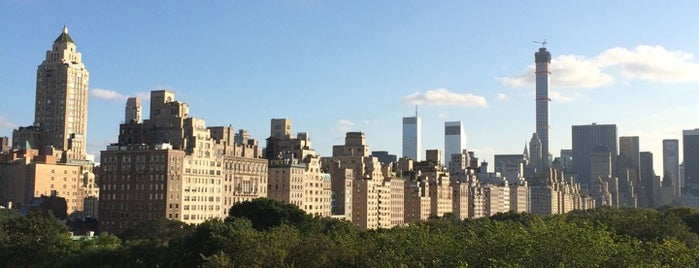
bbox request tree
[118,217,193,243]
[227,198,311,230]
[0,210,76,267]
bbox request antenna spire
[415,105,418,117]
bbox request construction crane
[533,40,547,47]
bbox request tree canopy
[2,200,699,267]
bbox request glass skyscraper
[683,129,699,190]
[444,121,465,166]
[663,139,680,197]
[571,123,618,189]
[402,116,421,161]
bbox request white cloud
[500,45,699,89]
[496,93,509,101]
[135,91,151,101]
[549,91,578,103]
[598,46,699,83]
[362,119,385,126]
[403,88,487,107]
[90,88,152,102]
[90,88,126,101]
[335,119,355,133]
[0,116,18,130]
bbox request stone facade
[99,91,267,233]
[323,132,400,229]
[33,27,89,162]
[0,149,96,217]
[264,120,332,217]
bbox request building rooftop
[54,26,74,44]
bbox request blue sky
[2,1,698,173]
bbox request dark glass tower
[572,123,618,189]
[683,129,699,191]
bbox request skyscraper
[535,45,551,168]
[529,132,543,174]
[618,136,641,193]
[640,151,659,207]
[1,27,97,219]
[402,116,421,161]
[444,121,465,164]
[571,123,618,189]
[683,129,699,190]
[34,26,90,161]
[663,139,680,197]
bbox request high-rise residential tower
[125,97,142,123]
[683,129,699,190]
[1,27,97,218]
[34,26,89,161]
[402,116,422,161]
[444,121,465,165]
[571,123,618,189]
[663,139,680,197]
[535,45,551,169]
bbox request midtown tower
[535,45,551,169]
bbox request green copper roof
[54,26,74,43]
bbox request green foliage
[0,210,76,267]
[3,206,699,266]
[118,217,193,243]
[227,198,311,230]
[562,206,698,245]
[662,207,699,235]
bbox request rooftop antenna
[532,39,547,47]
[415,104,418,117]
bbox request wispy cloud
[90,88,126,100]
[362,119,384,126]
[496,93,509,101]
[90,88,151,101]
[501,45,699,90]
[135,91,151,101]
[403,88,487,107]
[335,119,355,133]
[549,91,580,103]
[0,116,18,131]
[333,119,355,141]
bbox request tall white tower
[444,121,466,166]
[402,116,421,161]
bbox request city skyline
[3,2,699,173]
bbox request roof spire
[523,142,529,156]
[54,25,74,44]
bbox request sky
[1,1,698,173]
